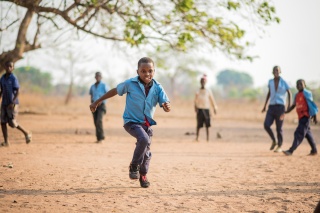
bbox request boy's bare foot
[25,133,32,144]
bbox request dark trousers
[264,105,285,146]
[92,103,106,141]
[124,122,153,175]
[289,116,317,154]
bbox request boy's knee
[138,135,150,146]
[8,120,18,128]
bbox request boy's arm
[209,90,217,114]
[286,89,292,111]
[90,88,118,112]
[262,89,270,112]
[311,115,317,124]
[285,103,296,113]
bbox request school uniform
[287,89,318,154]
[264,77,290,147]
[117,76,169,175]
[0,73,20,127]
[89,82,109,141]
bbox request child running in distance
[283,79,318,156]
[90,57,171,188]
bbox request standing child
[0,61,32,147]
[194,75,217,141]
[90,57,171,188]
[89,72,109,143]
[283,79,318,156]
[262,66,292,152]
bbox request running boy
[0,61,32,147]
[90,57,171,188]
[283,79,318,156]
[194,75,217,141]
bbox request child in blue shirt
[0,61,32,147]
[90,57,171,188]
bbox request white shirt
[194,88,217,110]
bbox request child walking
[90,57,171,188]
[0,61,32,147]
[194,75,217,141]
[283,79,318,156]
[262,66,291,152]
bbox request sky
[212,0,320,88]
[15,0,320,88]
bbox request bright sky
[213,0,320,88]
[16,0,320,88]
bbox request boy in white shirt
[194,75,218,141]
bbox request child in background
[0,61,32,147]
[194,74,217,142]
[90,57,171,188]
[283,79,318,156]
[262,66,291,152]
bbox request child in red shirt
[283,79,318,156]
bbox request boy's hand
[90,102,99,112]
[213,108,217,115]
[261,106,266,113]
[311,115,317,124]
[162,102,171,112]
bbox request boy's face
[5,62,14,74]
[296,80,305,91]
[272,67,280,78]
[200,78,206,87]
[137,62,154,84]
[95,74,102,83]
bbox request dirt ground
[0,95,319,213]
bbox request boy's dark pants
[288,116,317,154]
[124,122,153,175]
[92,103,106,141]
[264,105,285,146]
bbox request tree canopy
[217,69,253,88]
[0,0,279,72]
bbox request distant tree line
[13,66,88,96]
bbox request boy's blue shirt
[116,76,170,126]
[0,73,20,105]
[268,77,290,105]
[89,82,109,104]
[294,89,318,117]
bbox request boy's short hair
[137,57,154,69]
[95,71,102,77]
[273,65,281,72]
[297,79,306,86]
[5,60,13,67]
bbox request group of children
[261,66,318,156]
[0,58,318,189]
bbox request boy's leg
[95,104,105,141]
[124,123,151,166]
[274,105,285,147]
[206,127,209,142]
[140,127,153,175]
[264,107,276,148]
[1,123,8,146]
[288,117,308,153]
[305,124,317,154]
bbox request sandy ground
[0,95,319,213]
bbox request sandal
[25,133,32,144]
